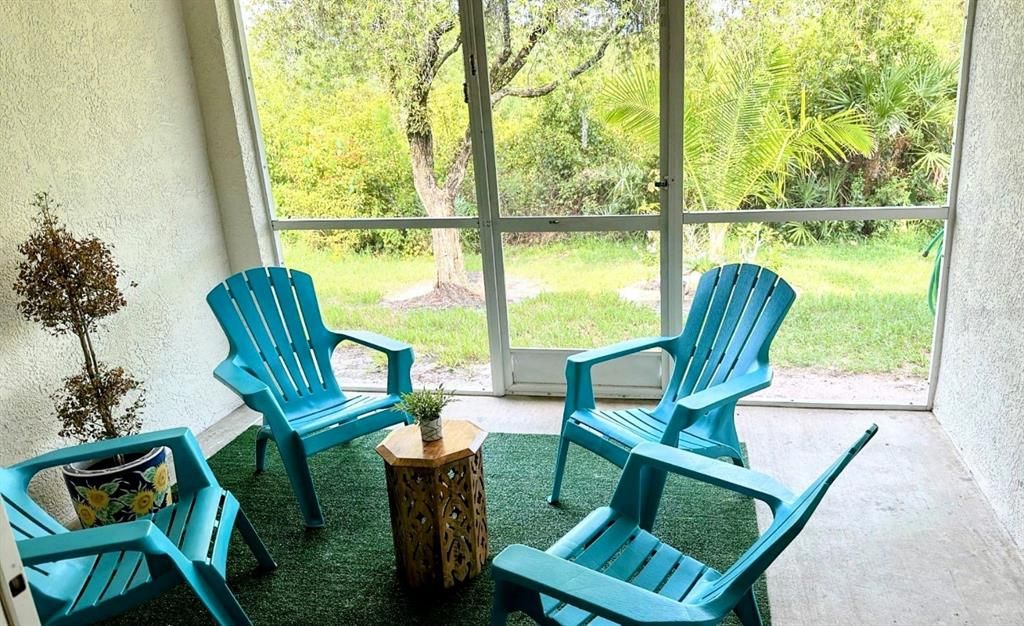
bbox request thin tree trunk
[431,226,466,287]
[708,222,730,262]
[408,131,469,286]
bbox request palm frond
[599,64,659,147]
[603,47,872,212]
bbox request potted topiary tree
[13,192,169,527]
[397,386,456,442]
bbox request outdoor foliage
[244,0,964,381]
[249,0,657,287]
[246,0,962,249]
[13,193,145,442]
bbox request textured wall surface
[934,0,1024,550]
[181,0,280,271]
[0,0,241,516]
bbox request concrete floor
[202,397,1024,625]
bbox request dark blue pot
[61,446,172,527]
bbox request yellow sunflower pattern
[75,501,97,527]
[153,463,170,493]
[131,490,156,516]
[69,459,172,527]
[85,487,110,510]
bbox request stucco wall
[0,0,242,516]
[181,0,281,271]
[934,0,1024,550]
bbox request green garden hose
[921,228,944,315]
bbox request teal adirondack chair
[207,267,414,528]
[492,425,878,625]
[0,428,275,626]
[551,264,796,515]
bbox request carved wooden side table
[376,420,489,589]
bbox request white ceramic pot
[420,418,443,442]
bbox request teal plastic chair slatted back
[207,267,343,415]
[667,264,796,402]
[0,468,84,615]
[698,425,879,612]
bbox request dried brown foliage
[53,364,145,443]
[13,192,146,442]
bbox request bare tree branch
[491,35,613,106]
[435,35,463,75]
[490,19,551,91]
[409,18,456,109]
[488,0,513,76]
[440,7,625,195]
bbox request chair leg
[734,588,763,626]
[278,438,325,528]
[255,431,270,474]
[490,602,509,626]
[548,434,571,505]
[184,564,253,626]
[235,508,277,571]
[491,580,542,625]
[638,466,668,532]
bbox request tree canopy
[241,0,966,254]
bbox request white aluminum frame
[229,0,283,265]
[231,0,977,410]
[926,0,978,408]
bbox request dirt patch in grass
[383,271,544,310]
[331,344,927,403]
[384,281,485,310]
[759,367,928,405]
[619,273,705,310]
[332,344,491,391]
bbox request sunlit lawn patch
[282,232,934,375]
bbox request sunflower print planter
[62,446,172,527]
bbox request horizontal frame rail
[682,206,949,224]
[272,217,480,230]
[273,206,949,232]
[496,215,661,232]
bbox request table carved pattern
[380,424,489,589]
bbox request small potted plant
[13,193,167,527]
[397,386,456,442]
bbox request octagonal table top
[376,419,488,468]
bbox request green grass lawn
[768,234,935,376]
[282,230,934,376]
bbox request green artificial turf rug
[109,429,769,625]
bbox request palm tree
[601,49,874,259]
[824,57,958,193]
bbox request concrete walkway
[202,397,1024,625]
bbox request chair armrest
[567,336,676,369]
[493,545,712,625]
[565,337,676,412]
[331,330,414,395]
[18,521,172,566]
[214,359,293,435]
[667,368,772,432]
[214,358,272,399]
[11,429,217,496]
[333,330,411,355]
[611,442,795,515]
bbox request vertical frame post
[229,0,283,264]
[660,0,686,386]
[926,0,978,409]
[459,0,513,394]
